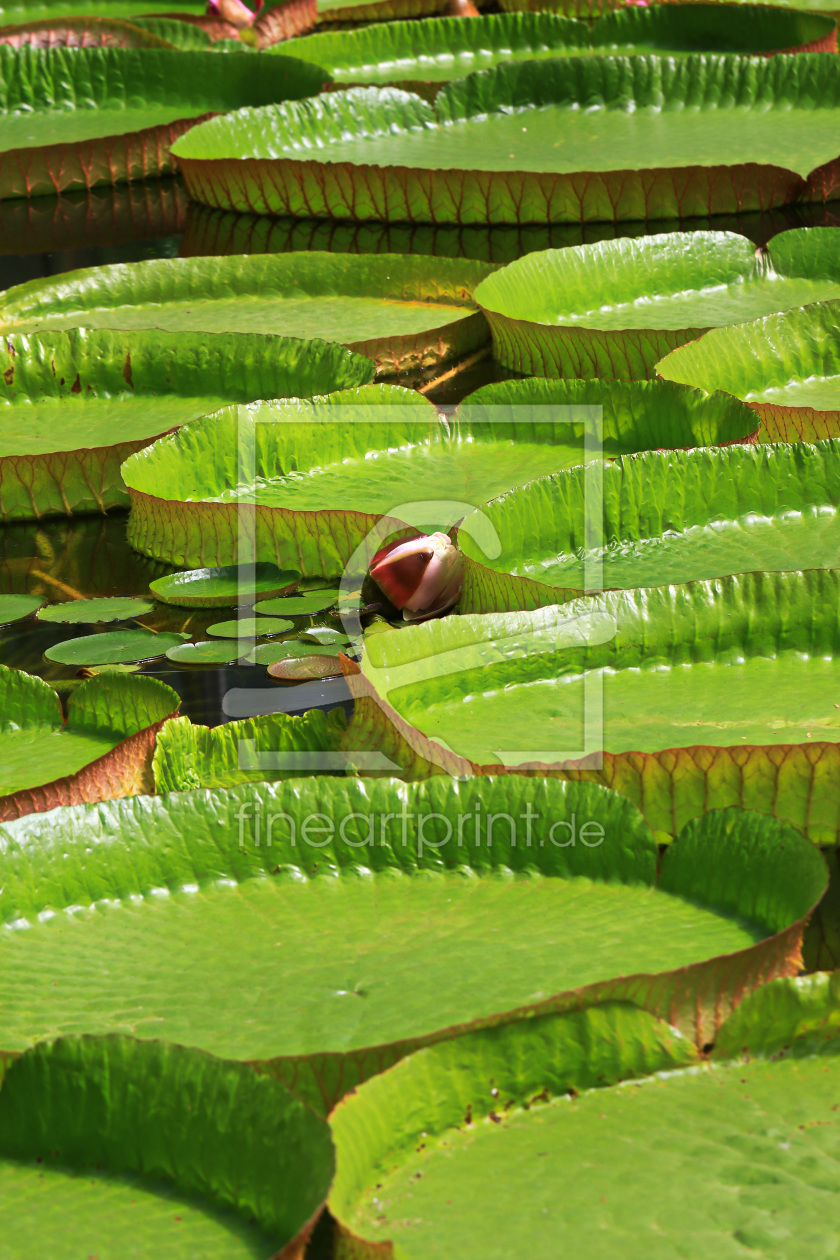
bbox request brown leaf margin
[339,655,840,847]
[0,113,212,202]
[0,17,174,48]
[0,434,174,522]
[176,150,818,226]
[0,678,180,824]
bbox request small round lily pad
[36,597,155,624]
[268,654,344,682]
[301,626,351,646]
[0,594,43,626]
[254,591,338,616]
[165,640,254,665]
[206,616,294,639]
[246,641,342,666]
[150,564,301,608]
[44,629,188,666]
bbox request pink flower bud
[205,0,262,27]
[369,532,465,622]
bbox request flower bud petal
[206,0,261,27]
[369,532,464,622]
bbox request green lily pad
[207,616,294,638]
[150,564,301,608]
[0,665,178,820]
[0,593,42,625]
[0,253,492,378]
[44,628,187,665]
[129,14,213,47]
[0,45,325,202]
[301,626,349,645]
[171,55,840,224]
[268,653,344,681]
[0,1036,334,1260]
[36,596,154,623]
[459,376,757,469]
[329,974,840,1260]
[164,639,254,665]
[473,227,840,380]
[254,590,338,615]
[345,568,840,845]
[0,780,824,1111]
[656,298,840,442]
[457,436,840,610]
[122,382,659,578]
[283,7,834,88]
[246,640,342,664]
[0,327,373,522]
[154,709,333,790]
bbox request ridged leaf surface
[657,299,840,441]
[0,327,371,521]
[473,227,840,379]
[173,55,840,224]
[0,779,822,1106]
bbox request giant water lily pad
[123,383,612,578]
[36,596,154,623]
[459,376,758,471]
[0,327,372,521]
[0,46,325,201]
[329,976,840,1260]
[282,7,835,89]
[343,568,840,845]
[172,55,840,224]
[656,299,840,441]
[0,778,824,1110]
[457,436,840,610]
[154,709,333,789]
[0,665,178,822]
[0,1036,334,1260]
[473,227,840,379]
[315,0,459,27]
[0,253,493,377]
[0,0,206,21]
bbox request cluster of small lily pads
[3,0,840,1256]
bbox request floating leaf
[0,780,824,1111]
[0,665,179,822]
[150,564,301,607]
[207,616,294,638]
[36,596,154,623]
[122,383,643,578]
[254,590,338,615]
[44,628,187,665]
[0,253,492,378]
[268,653,344,681]
[164,639,254,665]
[301,626,350,645]
[329,976,840,1260]
[457,437,840,610]
[473,227,840,380]
[656,298,840,442]
[0,45,326,201]
[246,640,342,664]
[171,56,840,224]
[154,710,333,789]
[0,1036,334,1259]
[0,327,373,522]
[315,0,453,25]
[344,568,840,845]
[0,593,42,625]
[283,7,835,88]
